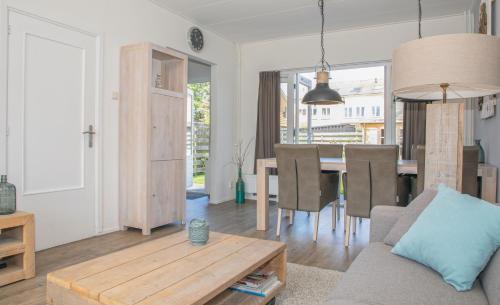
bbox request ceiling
[150,0,472,42]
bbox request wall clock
[188,27,204,52]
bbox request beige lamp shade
[392,33,500,100]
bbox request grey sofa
[326,190,499,305]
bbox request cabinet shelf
[0,211,35,286]
[0,264,24,287]
[151,87,185,98]
[0,237,25,258]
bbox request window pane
[297,76,312,143]
[395,100,404,158]
[280,82,288,143]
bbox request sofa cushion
[384,189,437,246]
[481,250,500,305]
[326,243,488,305]
[392,185,500,291]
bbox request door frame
[0,4,105,234]
[187,55,213,195]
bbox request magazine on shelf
[229,270,281,297]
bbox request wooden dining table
[255,157,498,231]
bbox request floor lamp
[392,34,500,192]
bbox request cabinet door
[151,93,186,160]
[151,160,185,227]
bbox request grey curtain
[254,71,280,174]
[402,101,430,160]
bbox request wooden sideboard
[0,211,35,286]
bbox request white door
[7,12,98,250]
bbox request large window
[281,65,389,146]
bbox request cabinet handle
[152,194,156,198]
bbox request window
[281,65,387,145]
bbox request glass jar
[0,175,16,215]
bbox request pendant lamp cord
[418,0,422,39]
[319,0,327,71]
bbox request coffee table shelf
[207,282,284,305]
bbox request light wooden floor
[0,198,369,305]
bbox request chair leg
[313,212,320,242]
[344,201,348,233]
[352,217,357,235]
[290,210,295,225]
[344,216,351,247]
[332,201,337,231]
[276,208,282,237]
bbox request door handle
[82,124,96,148]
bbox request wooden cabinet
[119,43,187,235]
[0,212,35,286]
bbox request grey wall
[474,1,499,202]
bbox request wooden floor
[0,198,369,305]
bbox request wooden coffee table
[47,231,286,305]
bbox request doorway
[186,59,210,200]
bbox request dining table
[255,157,498,231]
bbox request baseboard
[97,226,120,235]
[209,196,234,204]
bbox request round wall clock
[188,27,204,52]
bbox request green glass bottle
[475,139,486,163]
[235,167,245,204]
[0,175,16,215]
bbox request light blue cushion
[392,184,500,291]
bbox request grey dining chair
[275,144,339,241]
[343,144,399,246]
[318,144,343,230]
[414,145,479,198]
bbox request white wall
[0,0,238,235]
[474,1,500,202]
[238,15,467,174]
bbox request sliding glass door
[281,63,399,149]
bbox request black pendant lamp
[302,0,343,105]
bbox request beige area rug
[276,263,343,305]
